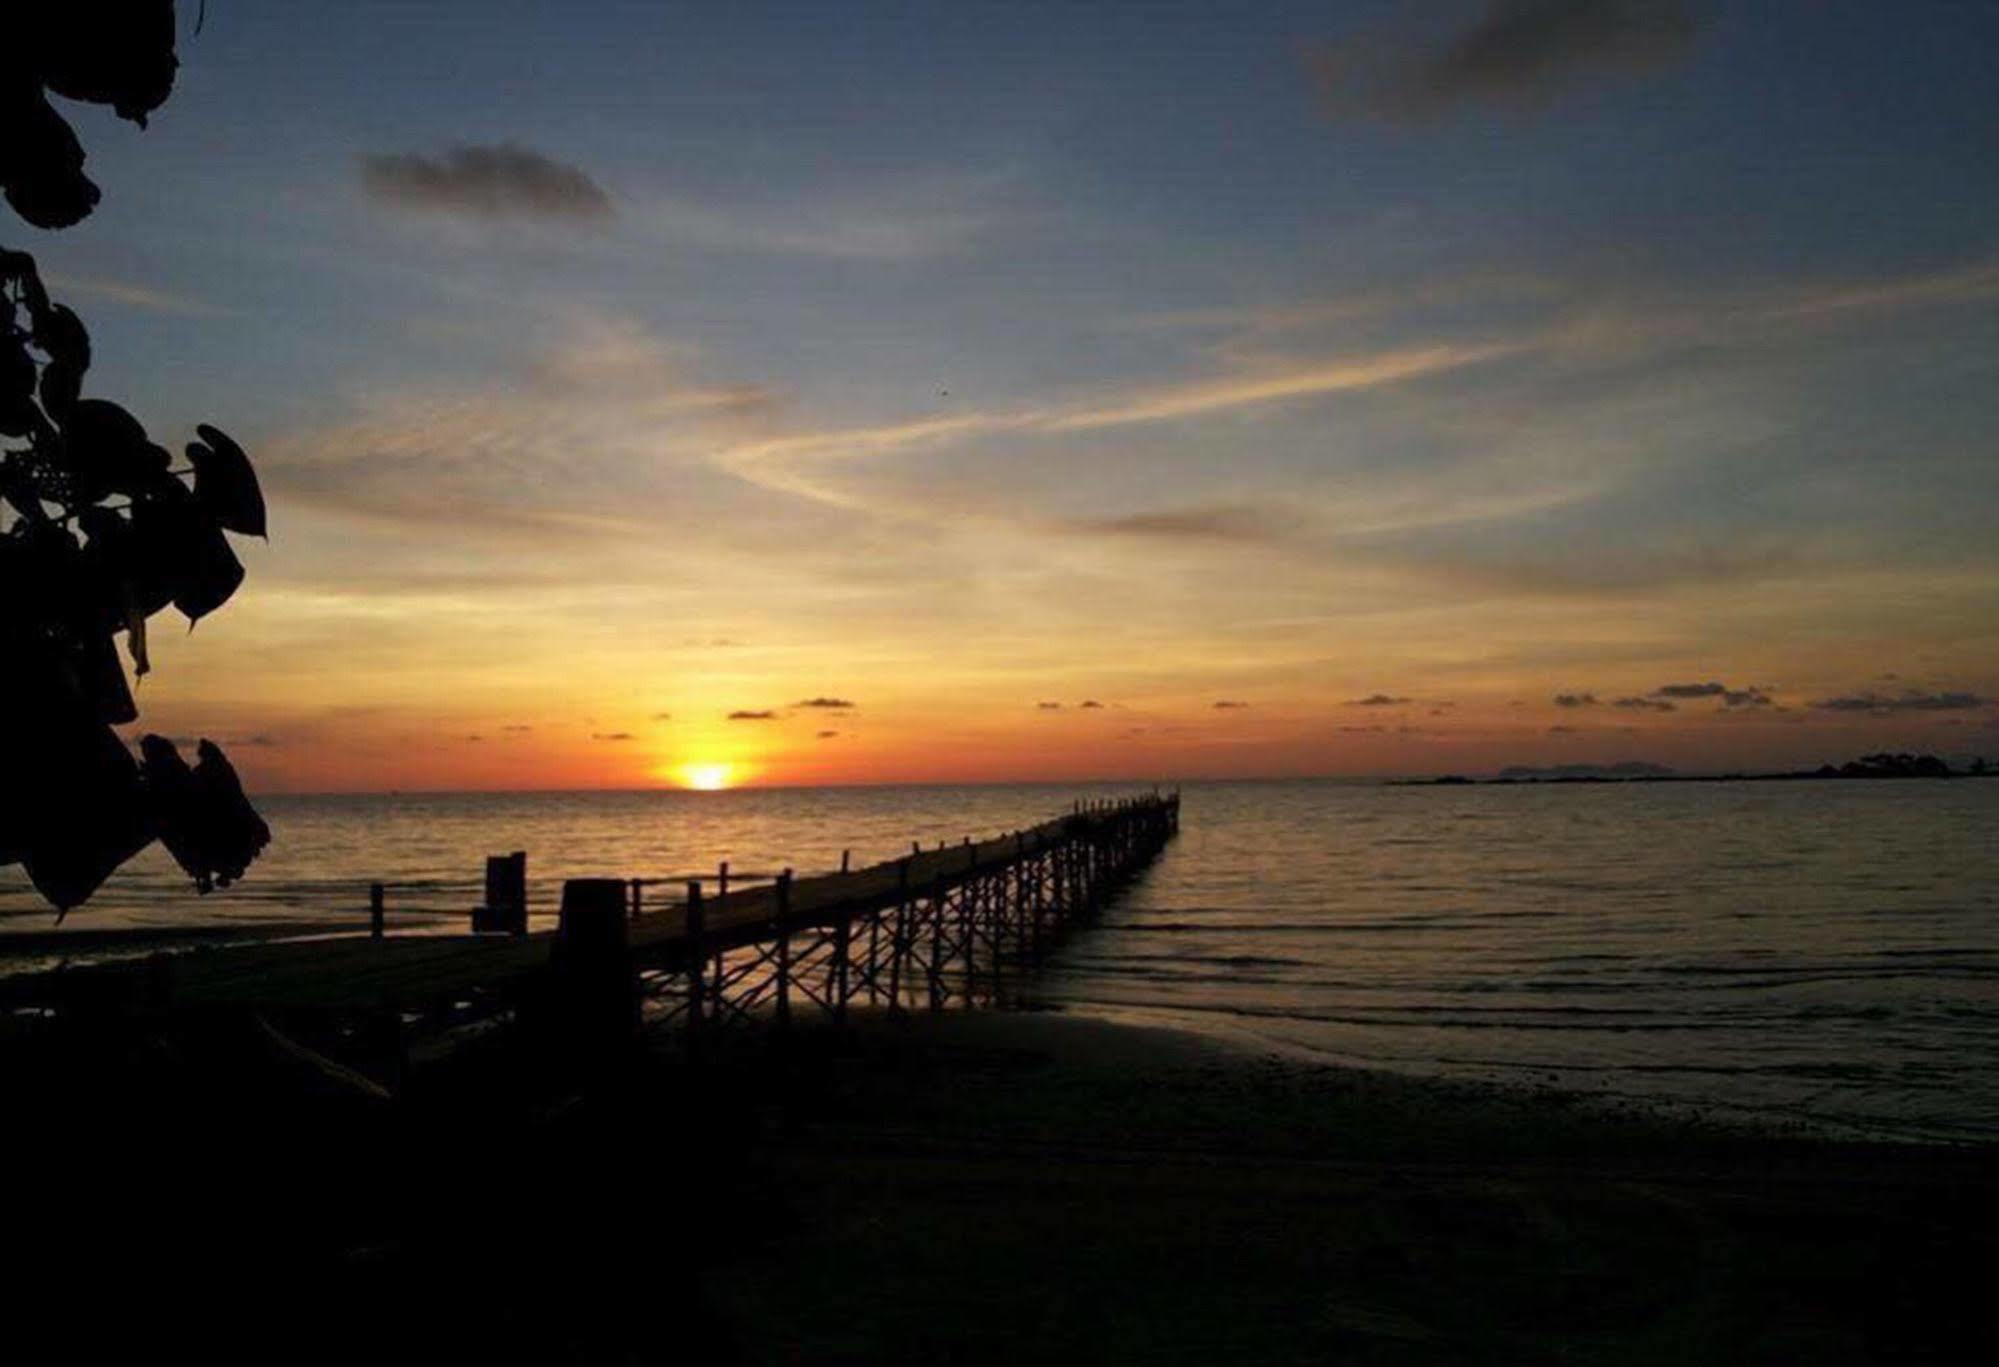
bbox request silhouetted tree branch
[3,1,269,913]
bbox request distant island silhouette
[1407,752,1990,785]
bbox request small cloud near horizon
[1654,681,1726,699]
[727,710,779,721]
[1722,687,1775,709]
[816,730,839,740]
[793,697,856,710]
[1613,696,1675,712]
[361,142,613,220]
[1037,701,1063,711]
[1810,690,1991,714]
[1079,700,1105,709]
[1212,700,1250,710]
[1347,693,1411,707]
[1554,692,1599,708]
[591,731,634,741]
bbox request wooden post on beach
[628,878,642,920]
[369,882,385,939]
[551,878,637,1055]
[684,881,705,1045]
[841,848,851,874]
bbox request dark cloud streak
[1310,0,1702,123]
[361,142,613,220]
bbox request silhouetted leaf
[74,506,158,660]
[0,333,37,435]
[36,354,82,421]
[20,717,152,912]
[37,2,181,127]
[61,397,171,502]
[190,425,266,536]
[139,735,269,894]
[172,515,244,622]
[193,739,270,888]
[124,490,194,617]
[32,300,90,375]
[127,484,246,623]
[0,86,100,229]
[78,630,136,724]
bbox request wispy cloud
[1553,692,1599,708]
[591,731,635,741]
[1309,0,1703,123]
[1347,694,1411,707]
[717,343,1513,514]
[1212,700,1251,710]
[793,697,856,710]
[727,710,779,721]
[1044,345,1515,432]
[43,271,225,316]
[361,143,613,220]
[1612,696,1674,712]
[263,312,772,540]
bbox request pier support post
[369,882,385,940]
[960,858,978,1002]
[927,876,947,1011]
[684,881,706,1045]
[774,869,794,1031]
[831,918,852,1023]
[887,860,911,1014]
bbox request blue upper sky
[17,1,1999,787]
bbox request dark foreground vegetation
[9,1007,1995,1365]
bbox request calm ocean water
[6,779,1996,1141]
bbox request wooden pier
[2,794,1181,1060]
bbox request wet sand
[704,1010,1997,1363]
[11,1006,1995,1364]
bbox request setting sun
[678,762,736,791]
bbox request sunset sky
[26,0,1999,790]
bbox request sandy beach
[14,1004,1993,1364]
